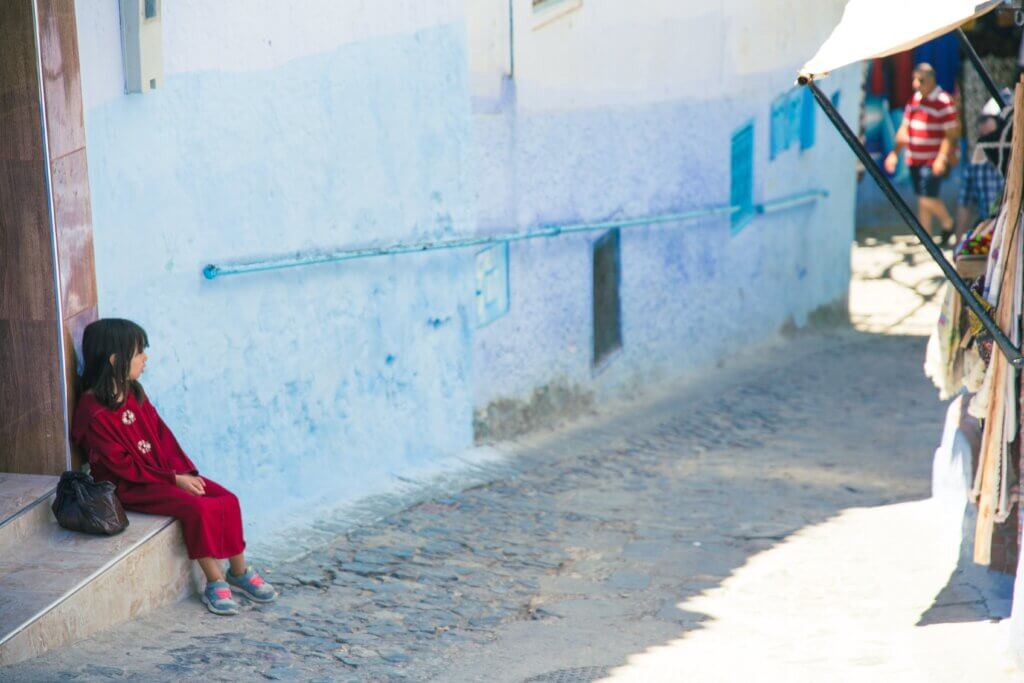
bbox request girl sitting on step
[71,318,277,616]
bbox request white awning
[799,0,1002,82]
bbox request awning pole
[956,28,1004,103]
[801,80,1023,368]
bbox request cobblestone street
[4,233,1022,681]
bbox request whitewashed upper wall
[79,0,464,111]
[466,0,848,109]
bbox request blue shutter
[800,86,816,150]
[731,123,755,234]
[770,95,786,160]
[787,90,802,149]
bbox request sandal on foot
[202,580,240,615]
[226,566,278,603]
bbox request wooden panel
[39,0,99,475]
[0,100,43,163]
[51,149,97,318]
[42,0,99,475]
[0,2,44,163]
[0,0,66,475]
[0,321,65,474]
[36,0,86,161]
[0,0,98,476]
[0,159,55,322]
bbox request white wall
[467,0,848,109]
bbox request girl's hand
[174,474,206,496]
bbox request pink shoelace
[250,574,265,587]
[214,588,231,600]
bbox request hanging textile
[925,285,964,400]
[912,33,962,94]
[926,218,995,402]
[868,59,888,97]
[972,79,1024,565]
[889,51,916,110]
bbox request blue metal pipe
[202,189,828,280]
[756,189,829,214]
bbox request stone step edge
[0,485,57,533]
[0,514,178,649]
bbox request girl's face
[128,347,147,380]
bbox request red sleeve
[150,403,199,475]
[85,421,178,486]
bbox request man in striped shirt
[884,63,960,245]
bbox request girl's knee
[217,490,240,509]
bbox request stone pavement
[4,230,1022,682]
[849,226,947,336]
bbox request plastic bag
[51,471,129,536]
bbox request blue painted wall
[471,69,860,414]
[80,17,477,541]
[75,2,860,550]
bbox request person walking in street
[884,63,960,245]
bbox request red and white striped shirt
[902,86,958,167]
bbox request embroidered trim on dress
[122,409,136,425]
[137,439,152,454]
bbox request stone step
[0,474,199,667]
[0,473,58,533]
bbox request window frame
[531,0,583,29]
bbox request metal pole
[956,28,1004,104]
[801,80,1023,368]
[508,0,515,79]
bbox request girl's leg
[227,553,246,577]
[197,557,225,582]
[196,478,247,560]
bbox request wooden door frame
[0,0,98,475]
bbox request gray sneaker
[202,580,239,615]
[226,566,278,603]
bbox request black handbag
[52,471,129,535]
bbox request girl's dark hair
[80,318,149,409]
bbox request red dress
[71,392,245,560]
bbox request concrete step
[0,473,199,667]
[0,473,57,530]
